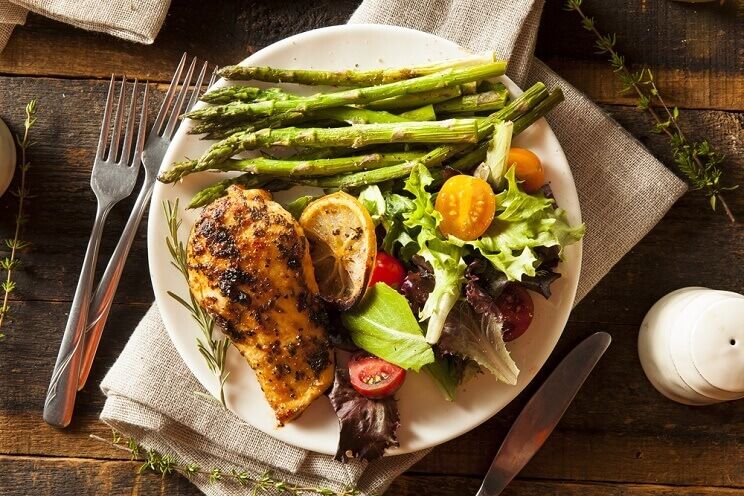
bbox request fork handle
[44,205,110,428]
[77,178,155,390]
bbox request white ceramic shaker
[0,117,16,197]
[638,287,744,405]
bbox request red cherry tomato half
[368,252,406,289]
[348,353,406,399]
[497,285,535,341]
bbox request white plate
[148,24,582,456]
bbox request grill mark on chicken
[186,186,334,425]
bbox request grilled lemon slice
[299,192,377,309]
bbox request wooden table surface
[0,1,742,494]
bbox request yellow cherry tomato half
[508,148,545,193]
[435,175,497,241]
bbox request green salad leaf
[341,283,435,371]
[424,357,462,402]
[417,239,466,344]
[458,166,585,281]
[439,301,519,385]
[402,164,467,344]
[482,121,513,188]
[358,185,386,224]
[381,193,417,260]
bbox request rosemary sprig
[163,199,231,407]
[565,0,737,223]
[0,100,38,338]
[92,431,361,495]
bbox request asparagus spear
[217,52,500,86]
[201,86,295,104]
[448,88,566,171]
[185,62,508,123]
[185,82,552,207]
[365,86,462,110]
[460,81,478,94]
[311,107,408,125]
[197,105,414,140]
[476,79,505,92]
[511,88,564,135]
[292,84,556,188]
[434,86,507,114]
[190,110,306,136]
[399,104,437,121]
[188,175,290,209]
[197,118,482,171]
[160,151,426,183]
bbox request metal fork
[44,77,148,428]
[76,54,214,389]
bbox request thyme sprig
[164,199,230,407]
[92,431,361,496]
[565,0,737,223]
[0,100,38,338]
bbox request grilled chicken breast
[186,186,334,424]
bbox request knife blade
[476,332,612,496]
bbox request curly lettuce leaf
[358,185,386,225]
[463,167,584,281]
[418,239,466,344]
[403,164,467,344]
[380,193,418,260]
[341,283,435,371]
[329,368,400,462]
[439,300,519,385]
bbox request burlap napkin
[101,1,687,495]
[0,1,26,51]
[0,0,170,52]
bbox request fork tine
[152,52,187,136]
[134,83,149,160]
[106,76,127,162]
[186,61,209,113]
[96,75,116,160]
[163,56,197,140]
[208,66,218,88]
[118,80,140,166]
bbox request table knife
[476,331,612,496]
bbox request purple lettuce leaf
[399,255,435,314]
[439,300,519,385]
[328,368,400,462]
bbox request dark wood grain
[0,1,742,495]
[2,456,744,496]
[536,0,744,111]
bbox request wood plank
[537,0,743,76]
[0,75,742,320]
[539,58,743,112]
[2,299,743,488]
[392,476,744,496]
[0,454,196,495]
[0,1,740,110]
[536,0,744,111]
[1,454,743,496]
